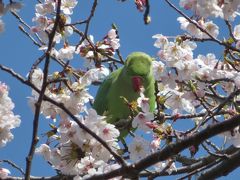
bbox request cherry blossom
[98,121,120,141]
[32,0,74,47]
[77,29,120,61]
[85,66,110,82]
[234,24,240,40]
[0,168,10,179]
[28,68,98,120]
[137,92,151,112]
[165,90,195,114]
[152,60,165,81]
[179,0,240,20]
[35,144,51,161]
[177,17,219,38]
[107,29,120,50]
[177,17,201,37]
[152,34,169,48]
[132,111,154,132]
[36,107,120,177]
[29,68,43,88]
[128,136,150,161]
[195,0,223,18]
[35,1,55,15]
[0,82,21,147]
[57,45,75,60]
[61,0,78,15]
[155,39,196,69]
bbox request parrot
[93,52,155,137]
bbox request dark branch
[25,1,62,179]
[198,149,240,180]
[86,114,240,179]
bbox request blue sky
[0,0,238,179]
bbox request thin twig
[76,0,98,49]
[205,140,220,152]
[177,159,221,180]
[201,143,229,159]
[84,0,98,37]
[0,159,25,176]
[18,25,41,47]
[11,11,43,45]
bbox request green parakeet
[93,52,155,136]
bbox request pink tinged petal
[103,128,109,135]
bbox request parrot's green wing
[93,68,121,115]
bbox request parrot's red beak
[132,76,143,92]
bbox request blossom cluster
[123,90,177,172]
[32,0,120,67]
[30,65,178,177]
[36,109,120,178]
[31,0,77,44]
[180,0,240,20]
[29,68,123,178]
[29,67,109,121]
[76,28,120,62]
[0,1,22,33]
[0,82,20,178]
[151,25,240,151]
[152,33,240,116]
[177,17,219,39]
[0,82,20,148]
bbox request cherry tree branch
[198,149,240,180]
[0,160,25,176]
[86,114,240,179]
[25,1,62,179]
